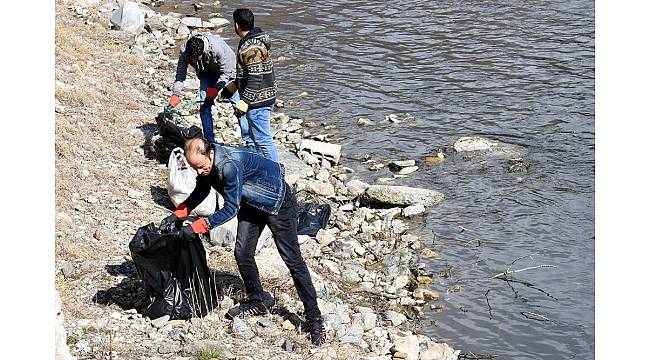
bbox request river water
[158,1,595,358]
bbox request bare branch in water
[491,265,558,279]
[484,289,494,319]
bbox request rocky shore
[53,1,538,359]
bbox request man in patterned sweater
[221,8,279,162]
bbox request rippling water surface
[160,1,595,358]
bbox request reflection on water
[158,1,594,358]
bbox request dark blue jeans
[234,185,321,319]
[199,74,218,143]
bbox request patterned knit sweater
[236,27,277,109]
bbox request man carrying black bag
[159,138,326,346]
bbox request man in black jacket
[221,8,279,162]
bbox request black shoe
[225,299,268,320]
[304,316,326,346]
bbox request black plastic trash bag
[296,203,332,236]
[153,109,203,164]
[129,223,218,320]
[158,119,203,148]
[154,138,178,164]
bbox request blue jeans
[199,74,218,143]
[230,91,279,163]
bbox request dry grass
[55,2,165,269]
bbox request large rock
[390,334,420,360]
[453,136,527,159]
[298,139,342,165]
[180,17,203,28]
[279,149,314,182]
[209,17,231,27]
[360,185,444,208]
[110,1,145,34]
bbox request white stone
[343,238,366,256]
[339,203,354,211]
[402,204,426,217]
[316,169,330,181]
[360,185,444,207]
[346,179,370,197]
[298,139,342,165]
[391,334,420,360]
[315,229,336,247]
[180,17,203,28]
[306,180,335,197]
[321,259,341,275]
[393,275,410,289]
[360,311,377,331]
[231,318,255,339]
[453,135,528,159]
[383,310,407,326]
[298,235,311,244]
[184,78,200,90]
[201,21,216,29]
[127,188,145,198]
[151,315,170,328]
[176,23,190,36]
[280,149,315,179]
[209,17,230,27]
[389,160,416,168]
[398,166,418,175]
[419,342,460,360]
[453,136,499,152]
[357,117,374,126]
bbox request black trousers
[234,186,322,319]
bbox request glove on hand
[204,87,219,107]
[206,87,219,99]
[168,95,181,108]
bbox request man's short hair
[233,8,254,31]
[185,138,210,157]
[186,36,204,58]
